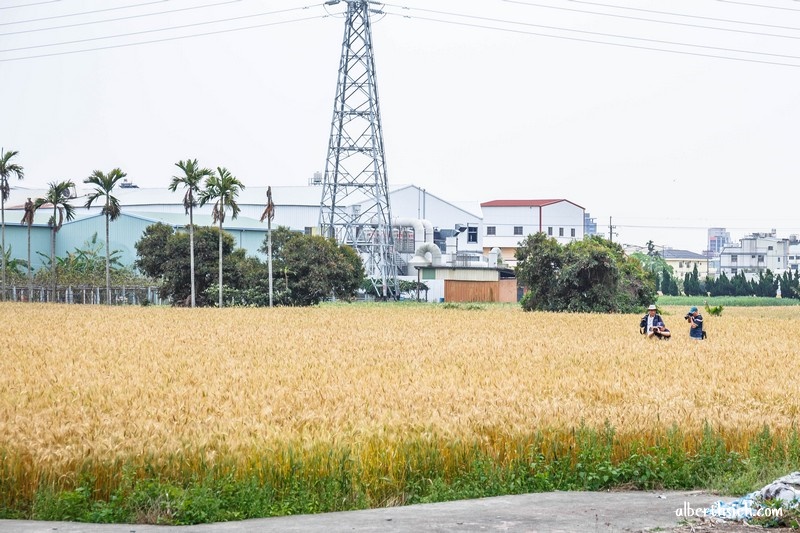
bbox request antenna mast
[319,0,398,299]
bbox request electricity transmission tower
[318,0,399,299]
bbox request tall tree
[84,168,126,304]
[514,232,564,311]
[168,159,214,308]
[260,186,276,307]
[34,180,76,302]
[0,149,25,301]
[198,167,244,308]
[516,234,655,313]
[135,223,238,306]
[21,197,36,299]
[280,235,364,306]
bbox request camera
[684,314,692,321]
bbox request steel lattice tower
[319,0,398,299]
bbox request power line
[0,14,326,62]
[0,0,246,37]
[5,1,799,66]
[0,0,62,9]
[501,0,800,41]
[383,4,800,61]
[382,8,800,67]
[717,0,800,12]
[568,0,800,32]
[0,0,169,26]
[615,223,800,231]
[1,5,323,53]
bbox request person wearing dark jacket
[686,306,705,340]
[640,304,671,340]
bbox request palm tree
[84,168,126,305]
[198,167,244,308]
[0,149,25,301]
[34,180,76,302]
[168,159,214,308]
[21,197,36,299]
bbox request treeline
[684,265,799,298]
[632,245,799,299]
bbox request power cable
[717,0,800,11]
[0,0,246,36]
[0,0,62,9]
[0,14,327,62]
[501,0,800,41]
[1,5,323,53]
[1,0,169,26]
[385,4,800,60]
[382,8,800,67]
[567,0,800,32]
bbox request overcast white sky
[3,0,800,252]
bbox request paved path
[0,490,723,532]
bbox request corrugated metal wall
[445,280,493,302]
[444,280,518,303]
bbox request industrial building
[2,182,590,302]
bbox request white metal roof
[8,184,429,210]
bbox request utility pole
[608,216,616,243]
[318,0,398,299]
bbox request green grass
[3,424,799,525]
[656,296,800,307]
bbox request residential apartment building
[719,232,789,278]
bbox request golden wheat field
[1,302,798,477]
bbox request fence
[1,285,163,305]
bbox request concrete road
[0,490,724,533]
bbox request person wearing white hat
[639,304,671,340]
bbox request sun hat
[648,304,657,310]
[689,306,698,313]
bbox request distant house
[788,243,800,272]
[480,199,585,266]
[720,232,789,278]
[661,249,711,281]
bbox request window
[731,255,738,263]
[304,227,313,236]
[513,226,523,236]
[768,245,774,251]
[758,255,764,262]
[467,227,478,243]
[396,229,415,253]
[559,227,564,237]
[679,261,684,268]
[547,227,553,236]
[570,228,576,237]
[486,226,496,236]
[732,268,738,275]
